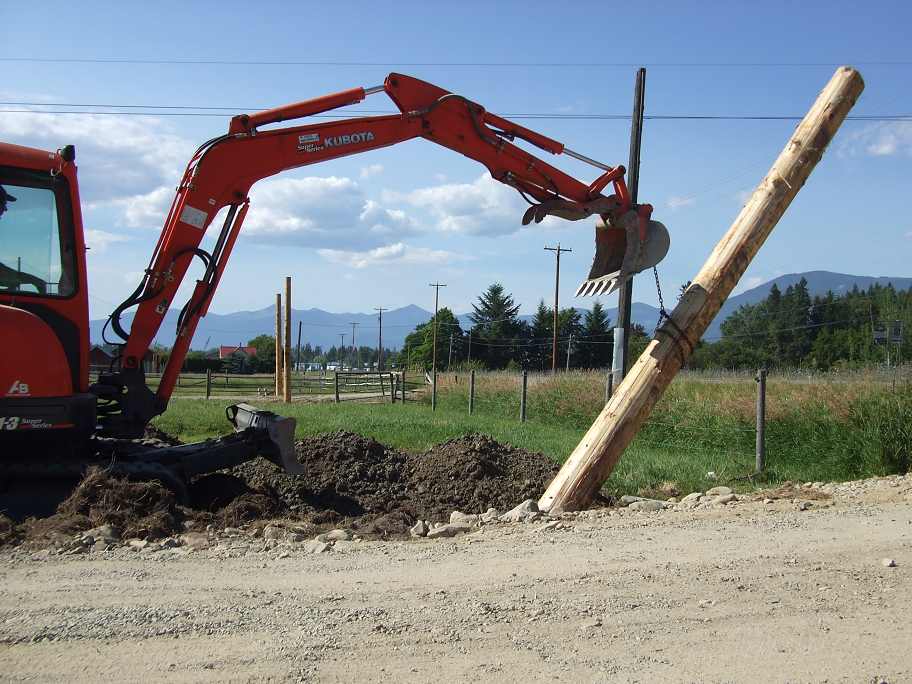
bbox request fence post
[755,368,767,474]
[469,369,476,415]
[520,370,528,422]
[401,371,406,403]
[389,373,395,403]
[334,372,340,403]
[206,368,211,400]
[604,372,614,404]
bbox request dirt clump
[406,433,559,520]
[231,431,412,523]
[229,431,558,535]
[22,467,185,543]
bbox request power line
[1,103,907,122]
[3,57,911,67]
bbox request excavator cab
[0,143,298,514]
[0,144,96,439]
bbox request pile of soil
[232,431,411,520]
[406,434,560,520]
[1,430,559,544]
[21,467,185,543]
[229,431,558,533]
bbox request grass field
[152,368,911,498]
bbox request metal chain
[653,265,668,333]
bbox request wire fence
[87,369,425,402]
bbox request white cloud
[84,229,128,252]
[843,121,912,157]
[387,173,530,237]
[317,242,465,269]
[905,230,912,239]
[101,186,175,229]
[359,164,384,179]
[241,176,420,248]
[0,111,192,202]
[667,195,696,210]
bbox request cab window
[0,177,76,298]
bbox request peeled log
[539,66,865,513]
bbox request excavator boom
[93,73,667,438]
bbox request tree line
[156,279,909,374]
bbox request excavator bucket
[575,210,670,297]
[226,403,303,475]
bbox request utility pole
[429,282,447,410]
[374,307,386,371]
[338,333,345,370]
[350,322,359,369]
[467,331,472,363]
[284,276,291,402]
[274,292,283,398]
[545,243,572,372]
[295,320,302,373]
[539,67,863,513]
[611,67,646,390]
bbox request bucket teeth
[576,275,622,297]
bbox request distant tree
[581,301,612,368]
[469,283,526,369]
[402,307,463,370]
[248,334,276,372]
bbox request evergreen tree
[469,283,525,369]
[581,301,612,368]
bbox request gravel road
[1,475,910,683]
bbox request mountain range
[89,271,911,351]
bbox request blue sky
[2,1,910,321]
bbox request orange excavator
[0,74,668,507]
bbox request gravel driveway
[1,476,910,682]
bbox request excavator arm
[97,73,667,437]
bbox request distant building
[218,345,258,360]
[89,345,114,370]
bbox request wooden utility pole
[274,292,283,398]
[295,320,302,373]
[611,67,646,390]
[375,307,386,371]
[544,243,571,372]
[539,67,864,512]
[349,322,359,369]
[284,277,292,402]
[429,282,446,410]
[338,333,345,370]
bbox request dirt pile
[2,430,559,544]
[229,431,558,532]
[21,467,185,544]
[407,434,560,519]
